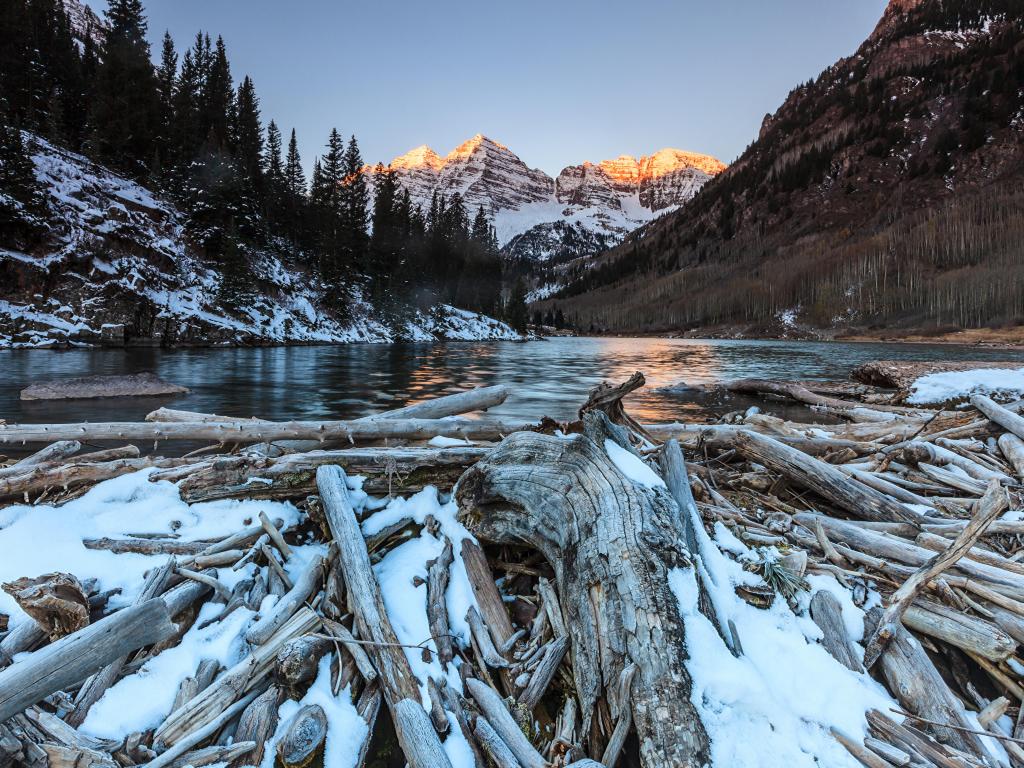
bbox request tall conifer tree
[340,135,368,269]
[233,75,262,195]
[88,0,158,173]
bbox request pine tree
[88,0,158,174]
[155,35,176,130]
[315,128,345,276]
[339,135,368,270]
[264,121,283,182]
[233,75,262,195]
[201,35,232,151]
[0,0,32,124]
[505,277,529,334]
[455,205,501,314]
[263,119,283,223]
[0,115,44,228]
[153,31,177,176]
[170,44,202,177]
[284,128,305,198]
[369,163,401,302]
[470,205,489,245]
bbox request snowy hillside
[363,135,726,261]
[0,135,520,348]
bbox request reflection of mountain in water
[2,338,1014,428]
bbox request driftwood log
[316,465,453,768]
[277,704,327,768]
[0,598,175,721]
[456,412,711,768]
[715,429,923,525]
[863,479,1008,667]
[0,416,527,447]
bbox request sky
[94,0,888,175]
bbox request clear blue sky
[95,0,887,175]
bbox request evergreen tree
[339,135,368,269]
[0,0,32,123]
[264,121,283,182]
[284,128,305,198]
[455,205,501,314]
[200,35,232,151]
[170,44,202,177]
[88,0,158,173]
[233,75,262,194]
[0,0,87,147]
[505,277,529,334]
[154,31,176,166]
[263,119,283,222]
[369,163,401,302]
[283,128,305,243]
[469,205,490,245]
[315,128,345,276]
[0,115,44,230]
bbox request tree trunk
[0,598,175,722]
[456,412,711,768]
[316,466,453,768]
[0,417,526,447]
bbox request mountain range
[362,136,725,268]
[545,0,1024,338]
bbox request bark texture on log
[0,417,526,446]
[0,598,175,722]
[316,466,453,768]
[456,413,711,768]
[721,429,923,525]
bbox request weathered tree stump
[456,412,711,768]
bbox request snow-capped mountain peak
[390,144,444,171]
[363,135,725,262]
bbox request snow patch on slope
[0,135,521,348]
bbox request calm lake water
[0,338,1021,427]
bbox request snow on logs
[456,412,712,768]
[3,378,1024,768]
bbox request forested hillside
[0,0,521,346]
[548,0,1024,337]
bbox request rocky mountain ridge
[364,135,726,260]
[545,0,1024,337]
[61,0,104,45]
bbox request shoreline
[584,326,1024,351]
[4,329,1024,352]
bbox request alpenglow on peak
[362,135,726,260]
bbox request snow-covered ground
[908,366,1024,404]
[600,437,898,767]
[0,136,521,348]
[0,442,923,767]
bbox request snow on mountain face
[0,135,519,348]
[365,135,725,260]
[61,0,105,45]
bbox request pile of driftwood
[1,372,1024,768]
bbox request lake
[1,338,1020,429]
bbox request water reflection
[0,338,1020,426]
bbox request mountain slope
[363,135,725,261]
[548,0,1024,337]
[0,135,519,348]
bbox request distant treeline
[0,0,525,327]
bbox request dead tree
[456,412,711,768]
